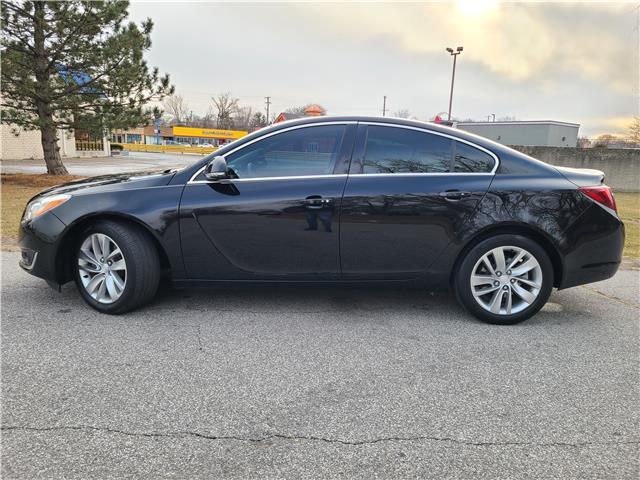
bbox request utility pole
[265,96,271,125]
[445,46,463,121]
[382,96,387,116]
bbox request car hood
[36,169,177,198]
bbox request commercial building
[111,126,248,147]
[111,127,145,144]
[456,120,580,147]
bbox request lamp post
[446,46,463,121]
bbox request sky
[128,1,639,137]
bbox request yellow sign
[172,126,248,139]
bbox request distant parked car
[165,140,182,146]
[18,116,624,324]
[198,143,215,148]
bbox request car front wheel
[74,220,160,314]
[455,234,554,325]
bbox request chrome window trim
[188,121,357,184]
[358,121,500,175]
[187,120,499,184]
[347,172,494,178]
[189,174,348,184]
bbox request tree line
[161,92,268,132]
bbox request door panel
[180,177,346,278]
[339,124,494,277]
[179,124,355,280]
[340,175,493,276]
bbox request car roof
[257,115,508,152]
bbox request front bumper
[18,212,68,284]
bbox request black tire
[74,220,160,314]
[455,234,554,325]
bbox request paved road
[1,151,206,176]
[1,251,638,478]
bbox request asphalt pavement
[1,151,205,176]
[1,251,638,479]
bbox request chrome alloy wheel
[78,233,127,304]
[470,246,543,316]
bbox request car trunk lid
[554,166,605,187]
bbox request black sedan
[18,116,624,324]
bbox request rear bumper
[18,212,67,285]
[558,203,625,289]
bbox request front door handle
[304,196,333,209]
[439,190,471,200]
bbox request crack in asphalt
[580,285,639,309]
[194,324,203,352]
[2,426,638,448]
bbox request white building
[1,124,76,160]
[455,120,580,147]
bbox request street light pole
[446,46,463,122]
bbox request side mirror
[204,156,229,180]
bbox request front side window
[363,126,453,174]
[224,125,346,179]
[454,141,495,173]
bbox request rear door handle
[439,190,471,200]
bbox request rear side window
[454,141,495,173]
[363,126,453,173]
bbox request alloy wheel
[77,233,127,304]
[470,245,543,315]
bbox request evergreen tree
[1,1,174,174]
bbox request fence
[75,139,104,151]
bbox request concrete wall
[512,146,640,192]
[1,124,76,160]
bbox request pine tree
[1,1,174,174]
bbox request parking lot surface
[1,251,638,478]
[1,151,205,177]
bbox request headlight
[23,194,71,222]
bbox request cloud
[297,2,637,93]
[128,2,638,136]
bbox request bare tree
[232,105,253,131]
[577,136,591,148]
[593,134,617,148]
[250,112,267,130]
[163,94,190,125]
[212,92,240,129]
[393,109,411,119]
[200,106,216,128]
[626,116,640,146]
[284,104,327,116]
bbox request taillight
[579,185,617,213]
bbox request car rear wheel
[74,220,160,314]
[455,234,554,325]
